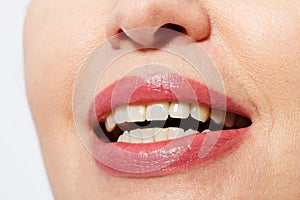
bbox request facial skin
[24,0,300,199]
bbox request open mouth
[89,74,252,176]
[97,102,251,144]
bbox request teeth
[153,128,168,142]
[113,106,128,124]
[235,115,250,128]
[169,102,190,119]
[185,129,198,136]
[109,102,250,144]
[112,103,212,124]
[113,105,146,124]
[168,127,185,140]
[146,102,169,121]
[117,131,131,143]
[210,109,226,124]
[190,104,210,122]
[127,105,146,122]
[141,128,154,143]
[129,129,143,143]
[117,135,125,142]
[225,112,236,127]
[105,113,116,132]
[117,128,214,143]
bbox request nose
[106,0,211,47]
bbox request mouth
[90,74,252,177]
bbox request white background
[0,1,53,199]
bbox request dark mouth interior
[94,115,252,143]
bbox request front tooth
[105,113,116,132]
[169,102,190,119]
[141,128,154,143]
[225,112,236,127]
[185,129,198,136]
[129,129,143,143]
[202,129,212,133]
[117,131,130,143]
[235,116,250,128]
[153,128,168,142]
[190,104,210,122]
[168,127,185,140]
[127,105,146,122]
[146,102,169,121]
[113,106,128,124]
[210,109,226,124]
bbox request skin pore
[24,0,300,199]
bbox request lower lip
[91,128,249,177]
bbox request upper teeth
[169,102,190,119]
[146,102,169,121]
[105,102,238,133]
[190,104,210,122]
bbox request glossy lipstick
[89,73,251,177]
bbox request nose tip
[106,0,211,47]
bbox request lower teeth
[117,128,211,144]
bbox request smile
[90,74,252,177]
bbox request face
[24,0,300,199]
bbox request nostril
[116,28,123,34]
[160,23,186,34]
[150,23,187,47]
[110,24,187,48]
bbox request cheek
[207,1,300,112]
[209,1,300,70]
[24,1,113,128]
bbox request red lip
[89,73,250,177]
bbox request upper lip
[93,73,251,122]
[89,73,252,177]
